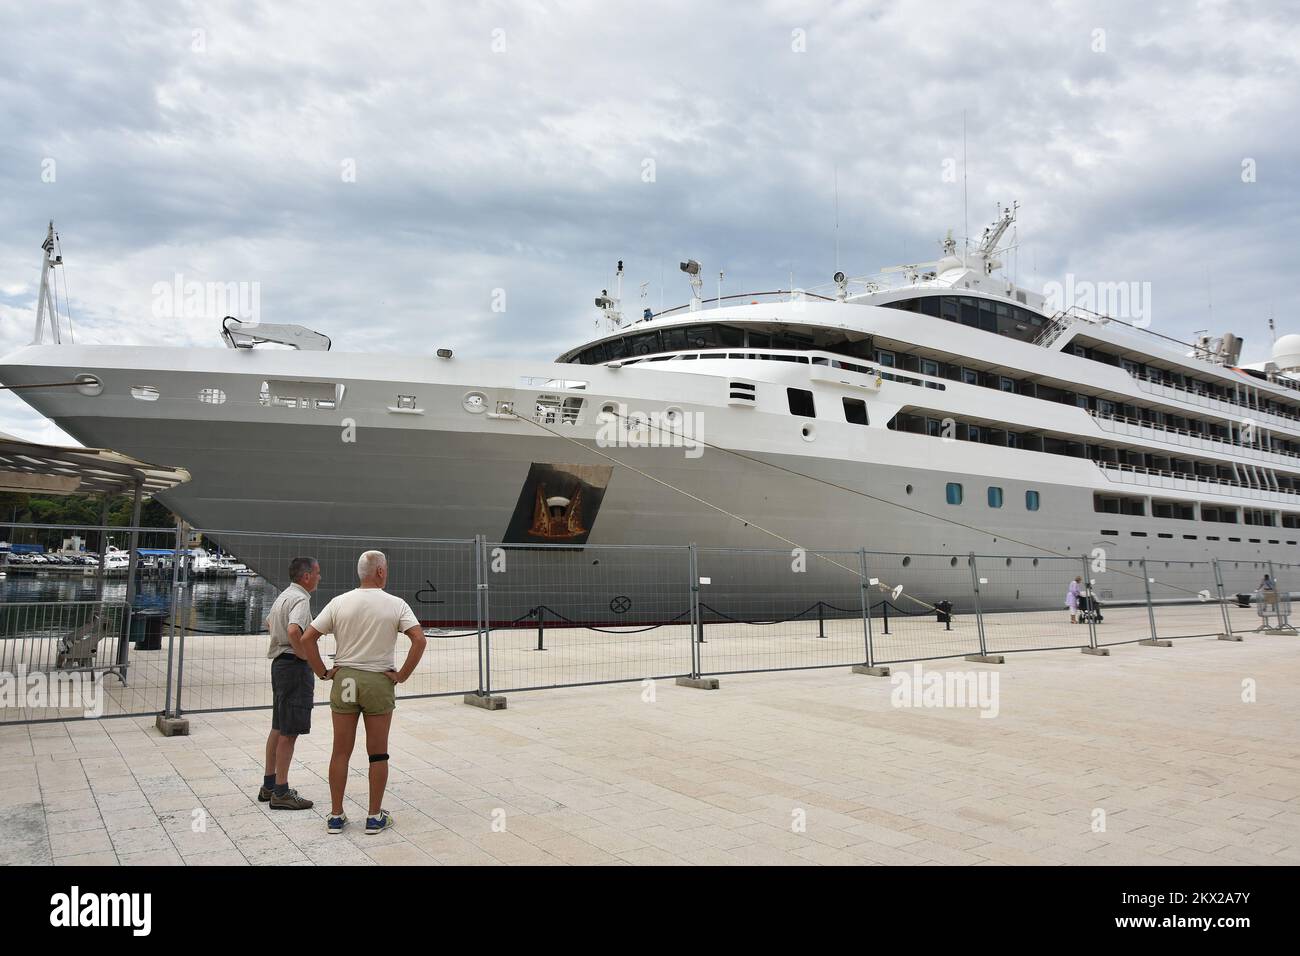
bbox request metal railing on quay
[3,521,1294,725]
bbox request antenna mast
[961,110,968,267]
[33,221,63,345]
[834,165,840,273]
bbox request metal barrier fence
[484,542,694,692]
[2,521,1294,725]
[863,552,983,664]
[1,524,187,721]
[695,548,868,676]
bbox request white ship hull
[1,341,1287,623]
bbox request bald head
[357,550,388,586]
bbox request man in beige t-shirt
[260,556,321,811]
[300,550,426,836]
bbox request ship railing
[1095,460,1300,503]
[1131,372,1300,431]
[1090,411,1300,469]
[650,290,839,320]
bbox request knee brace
[369,753,389,763]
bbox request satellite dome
[1272,334,1300,371]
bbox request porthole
[950,557,958,567]
[902,556,911,567]
[664,406,685,426]
[198,387,227,405]
[130,386,160,402]
[1032,558,1039,567]
[601,401,618,416]
[800,424,816,442]
[905,484,914,495]
[463,391,488,414]
[75,374,103,397]
[1005,558,1012,567]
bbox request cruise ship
[3,211,1298,622]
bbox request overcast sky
[2,0,1297,443]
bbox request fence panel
[693,548,867,676]
[1089,556,1162,647]
[1145,559,1231,641]
[1217,558,1275,634]
[862,552,983,664]
[173,531,481,714]
[2,524,183,721]
[483,543,694,692]
[975,555,1092,653]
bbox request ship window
[198,387,226,405]
[1026,490,1040,511]
[921,359,939,377]
[987,486,1004,509]
[842,398,868,425]
[918,297,941,317]
[130,386,160,402]
[787,388,816,418]
[875,350,896,368]
[946,482,963,505]
[961,368,977,385]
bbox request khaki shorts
[329,667,396,716]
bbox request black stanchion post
[536,605,546,651]
[882,599,890,634]
[817,601,826,639]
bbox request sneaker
[269,788,314,810]
[257,786,273,802]
[326,812,348,835]
[364,809,395,834]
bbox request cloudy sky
[1,0,1297,443]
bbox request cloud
[1,0,1298,442]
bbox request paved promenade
[2,632,1297,866]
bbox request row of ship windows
[1098,530,1299,545]
[873,346,1300,454]
[1093,493,1300,528]
[1070,339,1300,418]
[942,483,1040,511]
[886,409,1300,495]
[882,297,1300,419]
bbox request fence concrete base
[852,664,892,677]
[964,654,1005,664]
[677,677,720,690]
[1139,639,1173,647]
[463,693,507,711]
[155,715,190,736]
[1217,633,1244,642]
[1262,628,1297,635]
[1080,647,1110,656]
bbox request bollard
[816,601,826,639]
[535,605,546,651]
